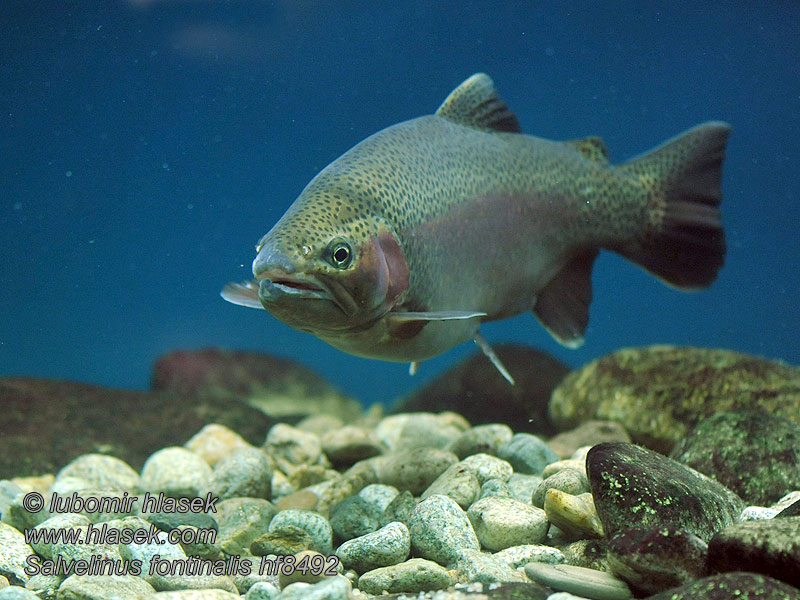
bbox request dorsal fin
[436,73,521,133]
[564,136,610,164]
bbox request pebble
[467,496,548,551]
[296,414,345,436]
[524,563,633,600]
[374,412,467,451]
[0,523,32,585]
[644,571,800,600]
[587,442,744,541]
[251,524,316,556]
[278,549,338,587]
[447,423,514,459]
[560,539,608,571]
[408,495,479,565]
[268,509,333,555]
[329,495,379,542]
[335,521,410,573]
[116,516,187,574]
[274,489,319,512]
[50,524,122,565]
[542,459,587,478]
[460,453,514,484]
[547,421,631,459]
[209,446,272,501]
[506,473,544,503]
[264,423,323,469]
[532,468,589,507]
[605,526,707,595]
[357,558,451,594]
[144,557,238,593]
[0,588,40,599]
[146,590,242,599]
[421,462,480,508]
[455,548,526,584]
[377,447,458,495]
[216,498,278,555]
[320,425,384,466]
[277,574,352,600]
[27,513,90,559]
[498,433,559,475]
[244,580,280,600]
[184,423,253,467]
[706,516,800,588]
[479,478,513,499]
[23,574,62,598]
[55,454,140,492]
[493,544,565,568]
[357,483,399,516]
[140,447,212,497]
[55,574,155,599]
[543,490,604,539]
[379,490,417,527]
[740,506,779,520]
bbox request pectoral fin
[220,281,264,310]
[474,331,515,385]
[388,310,487,322]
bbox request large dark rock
[0,377,272,478]
[606,526,708,595]
[550,346,800,453]
[394,345,570,436]
[587,442,744,542]
[707,517,800,588]
[152,347,362,422]
[670,409,800,505]
[645,572,800,599]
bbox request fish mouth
[258,274,333,300]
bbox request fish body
[223,74,729,379]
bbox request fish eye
[327,240,352,269]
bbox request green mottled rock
[250,524,316,556]
[645,572,800,599]
[357,558,451,594]
[707,517,800,588]
[670,409,800,505]
[587,443,744,542]
[549,346,800,453]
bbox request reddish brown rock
[0,377,271,478]
[394,345,570,436]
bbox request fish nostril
[252,246,295,279]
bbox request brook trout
[223,73,729,383]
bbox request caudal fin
[616,121,731,289]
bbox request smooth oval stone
[525,563,633,600]
[524,562,633,600]
[587,442,743,541]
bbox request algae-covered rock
[549,346,800,453]
[671,410,800,505]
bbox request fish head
[252,209,409,335]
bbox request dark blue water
[2,1,798,405]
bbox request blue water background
[2,1,798,405]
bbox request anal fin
[532,250,598,347]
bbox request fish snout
[252,246,296,280]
